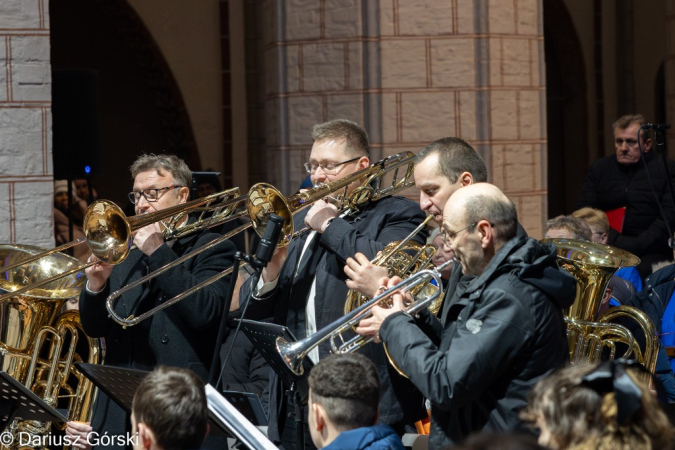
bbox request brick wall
[0,0,53,246]
[263,0,548,236]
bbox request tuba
[542,238,659,380]
[0,244,103,450]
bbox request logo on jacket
[466,319,483,334]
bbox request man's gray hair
[130,153,192,189]
[416,137,488,183]
[464,194,518,245]
[546,215,592,241]
[311,119,370,158]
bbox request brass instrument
[344,215,440,315]
[0,244,103,449]
[543,238,658,380]
[105,151,419,328]
[277,260,451,376]
[0,187,247,301]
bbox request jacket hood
[324,424,402,450]
[466,235,577,309]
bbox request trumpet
[0,187,247,301]
[105,151,419,328]
[277,260,451,377]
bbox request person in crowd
[430,228,454,288]
[131,366,209,450]
[67,154,236,450]
[544,215,592,240]
[572,207,643,291]
[577,113,675,278]
[522,361,673,450]
[73,179,98,204]
[307,353,405,450]
[238,119,428,449]
[54,180,91,262]
[355,183,576,449]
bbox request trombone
[0,187,246,301]
[277,260,451,376]
[105,151,419,328]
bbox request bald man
[356,183,576,449]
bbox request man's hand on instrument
[262,246,288,283]
[84,254,113,293]
[345,253,390,298]
[65,421,92,450]
[133,222,165,256]
[355,276,405,343]
[304,199,338,233]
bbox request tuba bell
[542,238,659,380]
[0,244,103,450]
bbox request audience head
[131,366,208,450]
[613,114,652,166]
[545,215,592,241]
[308,119,370,190]
[414,137,487,223]
[429,228,455,280]
[441,183,517,277]
[571,208,609,244]
[522,361,673,450]
[54,180,71,211]
[73,179,96,203]
[129,154,191,215]
[308,353,380,448]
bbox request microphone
[642,123,671,131]
[253,213,285,267]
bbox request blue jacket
[323,424,405,450]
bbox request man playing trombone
[239,119,428,449]
[355,183,576,449]
[67,154,236,449]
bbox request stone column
[264,0,547,235]
[0,0,54,246]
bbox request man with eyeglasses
[577,113,675,278]
[239,119,428,449]
[355,183,576,449]
[67,154,235,450]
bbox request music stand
[74,363,148,413]
[0,371,67,433]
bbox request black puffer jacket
[577,151,675,257]
[380,236,576,449]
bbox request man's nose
[419,194,431,210]
[312,169,327,184]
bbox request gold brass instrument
[105,151,419,328]
[277,260,451,376]
[344,215,439,315]
[0,187,247,302]
[0,244,103,449]
[543,238,658,380]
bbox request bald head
[444,183,518,248]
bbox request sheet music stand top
[0,371,67,426]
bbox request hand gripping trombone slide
[105,151,419,328]
[276,259,452,377]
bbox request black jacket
[79,228,236,448]
[240,195,428,442]
[577,151,675,257]
[379,236,576,449]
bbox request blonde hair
[571,207,609,234]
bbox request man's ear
[357,156,370,170]
[137,423,155,450]
[312,403,326,431]
[178,186,190,203]
[477,220,493,248]
[643,137,653,152]
[458,171,474,187]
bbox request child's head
[131,366,208,450]
[307,353,380,448]
[522,361,673,450]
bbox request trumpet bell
[84,200,133,265]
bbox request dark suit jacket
[240,195,428,442]
[79,228,235,448]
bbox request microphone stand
[208,213,286,388]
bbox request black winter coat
[240,195,428,443]
[380,236,576,449]
[577,151,675,257]
[79,227,236,448]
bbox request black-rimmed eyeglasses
[128,185,182,204]
[303,156,361,174]
[439,222,478,246]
